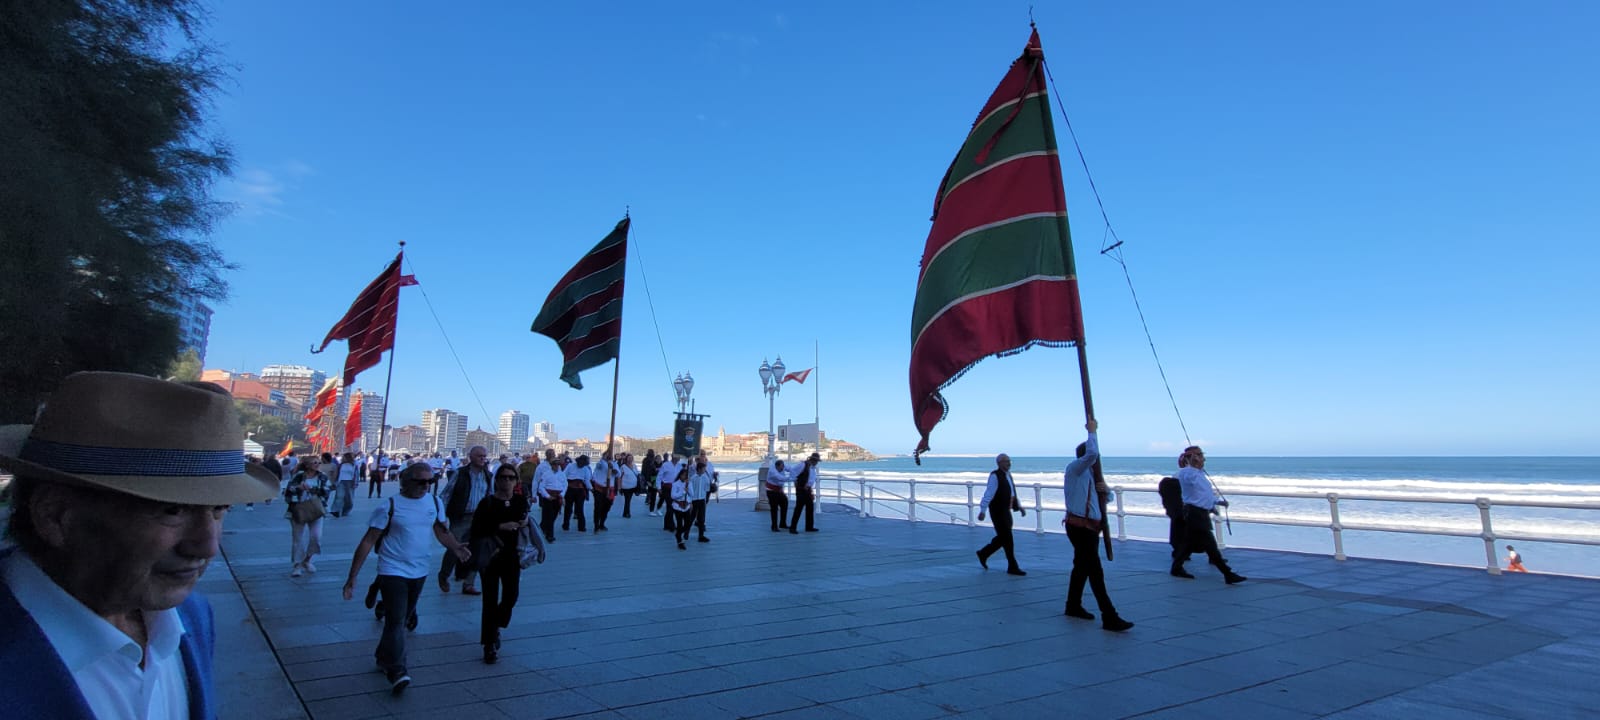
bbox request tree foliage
[166,348,202,381]
[0,0,233,421]
[235,401,305,447]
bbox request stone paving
[208,491,1600,719]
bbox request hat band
[20,438,245,477]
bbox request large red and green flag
[532,217,629,389]
[910,30,1085,458]
[313,251,418,386]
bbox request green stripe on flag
[940,93,1054,200]
[531,260,625,333]
[911,214,1074,342]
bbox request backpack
[1158,477,1184,519]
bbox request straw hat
[0,372,280,505]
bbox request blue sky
[201,1,1599,456]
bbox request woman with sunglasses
[468,465,531,663]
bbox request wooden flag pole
[604,344,621,498]
[1075,343,1113,561]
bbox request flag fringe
[913,338,1079,464]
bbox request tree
[235,401,304,447]
[0,0,233,422]
[167,348,203,382]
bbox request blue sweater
[0,549,217,720]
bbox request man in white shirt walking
[343,463,471,695]
[976,453,1026,576]
[1173,446,1246,585]
[686,458,714,543]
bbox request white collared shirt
[1,551,191,720]
[1177,466,1217,510]
[535,463,566,499]
[590,460,616,491]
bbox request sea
[714,456,1600,577]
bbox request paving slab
[201,493,1598,718]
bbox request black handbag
[471,536,503,572]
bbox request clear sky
[200,1,1599,457]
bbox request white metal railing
[787,472,1600,576]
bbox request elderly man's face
[40,486,224,615]
[469,448,488,467]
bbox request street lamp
[756,356,786,512]
[673,372,695,413]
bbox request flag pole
[374,241,404,460]
[1027,35,1114,560]
[604,343,621,496]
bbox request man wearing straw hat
[0,371,279,720]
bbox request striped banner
[531,217,628,389]
[909,30,1085,458]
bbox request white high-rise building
[354,390,385,453]
[531,421,557,448]
[421,409,468,454]
[499,410,530,454]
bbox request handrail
[808,472,1600,575]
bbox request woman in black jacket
[469,465,530,663]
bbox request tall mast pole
[1034,41,1114,560]
[375,240,403,459]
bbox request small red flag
[781,368,814,385]
[345,394,363,447]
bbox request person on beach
[1506,545,1528,573]
[789,453,822,533]
[535,452,566,542]
[1061,420,1133,631]
[343,463,470,695]
[285,455,331,577]
[1172,446,1247,585]
[0,372,278,719]
[439,445,492,595]
[976,453,1027,576]
[469,465,530,663]
[765,459,792,532]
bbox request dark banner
[673,417,703,458]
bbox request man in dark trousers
[1061,420,1132,631]
[1172,446,1247,584]
[976,453,1026,575]
[789,453,822,533]
[440,445,492,594]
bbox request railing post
[966,482,975,527]
[1114,486,1127,541]
[1478,497,1501,575]
[857,474,866,517]
[908,478,918,523]
[1328,493,1346,561]
[866,485,874,518]
[1213,512,1227,550]
[1034,484,1044,534]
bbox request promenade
[211,493,1600,719]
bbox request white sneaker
[290,566,304,578]
[303,561,317,574]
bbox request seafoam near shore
[716,455,1600,577]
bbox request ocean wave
[784,468,1600,503]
